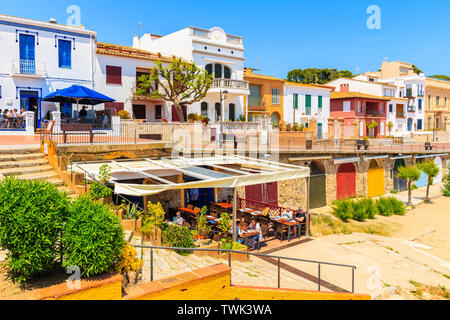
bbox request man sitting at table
[174,211,184,227]
[246,218,262,250]
[292,207,307,238]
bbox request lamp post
[219,89,229,148]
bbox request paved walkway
[0,135,40,148]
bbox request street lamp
[219,90,228,148]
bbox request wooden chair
[36,120,55,134]
[274,221,288,241]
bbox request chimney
[49,18,57,24]
[340,83,349,92]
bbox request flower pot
[193,240,220,258]
[220,246,249,262]
[121,218,142,236]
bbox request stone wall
[277,178,307,210]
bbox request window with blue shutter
[58,39,72,68]
[19,34,35,74]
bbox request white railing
[211,79,249,90]
[227,34,243,45]
[191,27,211,39]
[11,59,46,77]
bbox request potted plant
[121,203,143,236]
[202,116,210,125]
[140,201,166,245]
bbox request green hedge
[0,177,70,283]
[332,196,405,222]
[61,195,125,278]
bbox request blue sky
[2,0,450,78]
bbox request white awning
[71,155,310,197]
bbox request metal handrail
[133,244,356,293]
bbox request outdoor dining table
[278,219,300,242]
[239,230,260,250]
[179,207,196,215]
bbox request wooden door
[336,163,356,200]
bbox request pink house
[330,84,390,138]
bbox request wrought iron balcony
[11,59,46,77]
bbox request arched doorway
[270,112,280,127]
[393,159,407,192]
[415,158,428,188]
[367,159,385,197]
[336,163,356,200]
[434,157,443,184]
[309,161,326,209]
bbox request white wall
[283,84,330,137]
[0,15,96,126]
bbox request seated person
[281,210,293,220]
[245,218,263,250]
[261,207,270,217]
[292,208,307,238]
[174,211,184,226]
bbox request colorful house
[424,77,450,131]
[243,68,284,126]
[329,84,391,139]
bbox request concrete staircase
[130,237,319,291]
[0,147,74,196]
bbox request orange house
[243,68,284,126]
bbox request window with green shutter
[293,94,298,109]
[305,95,311,115]
[318,96,322,109]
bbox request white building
[375,75,426,134]
[0,14,96,129]
[283,82,332,139]
[94,42,172,122]
[132,26,249,123]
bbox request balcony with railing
[11,59,46,77]
[407,106,416,112]
[210,78,249,91]
[190,27,243,45]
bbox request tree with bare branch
[135,57,212,122]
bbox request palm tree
[416,161,440,203]
[396,166,421,206]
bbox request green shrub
[352,201,368,221]
[386,197,406,215]
[443,165,450,197]
[62,195,125,278]
[89,165,113,200]
[0,176,70,283]
[332,199,354,222]
[352,198,379,221]
[161,223,195,255]
[376,197,405,216]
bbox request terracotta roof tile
[330,91,391,100]
[96,42,172,63]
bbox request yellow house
[425,77,450,131]
[243,68,284,126]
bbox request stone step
[0,147,41,155]
[57,186,75,195]
[0,153,45,163]
[0,164,54,177]
[0,158,48,170]
[15,171,60,182]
